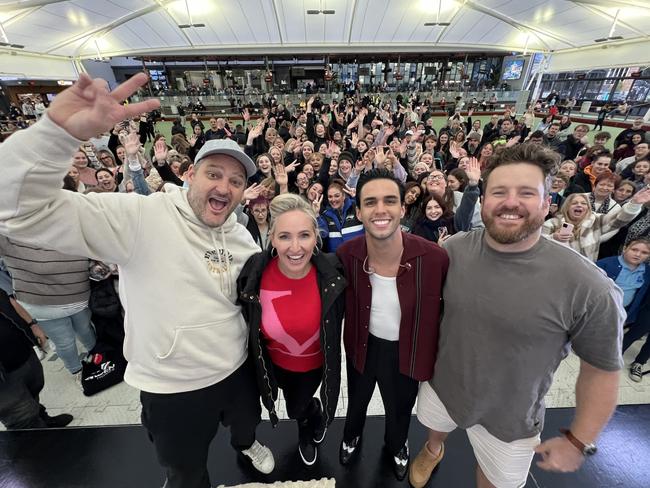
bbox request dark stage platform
[1,405,649,488]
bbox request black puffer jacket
[237,250,346,427]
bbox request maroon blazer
[336,232,449,381]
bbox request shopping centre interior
[1,1,650,488]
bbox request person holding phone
[542,191,650,261]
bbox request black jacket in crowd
[237,250,346,428]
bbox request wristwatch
[560,428,597,456]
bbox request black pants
[623,322,650,365]
[0,353,48,429]
[343,335,419,455]
[140,358,261,488]
[274,365,322,443]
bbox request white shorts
[416,382,540,488]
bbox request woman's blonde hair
[269,193,322,248]
[560,193,592,235]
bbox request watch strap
[560,428,595,455]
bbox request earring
[271,247,278,258]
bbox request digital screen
[502,59,524,80]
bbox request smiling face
[296,172,310,190]
[356,178,404,242]
[270,210,317,279]
[257,156,272,175]
[426,171,447,197]
[404,186,421,205]
[425,199,443,221]
[438,133,448,146]
[186,156,247,228]
[481,144,494,158]
[67,166,80,184]
[591,156,611,176]
[72,151,89,168]
[307,182,323,202]
[327,185,345,211]
[594,179,615,199]
[96,170,116,192]
[481,163,549,247]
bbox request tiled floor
[2,338,649,431]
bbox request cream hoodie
[0,115,260,393]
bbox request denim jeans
[37,307,96,374]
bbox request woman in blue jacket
[597,237,650,382]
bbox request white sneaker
[73,371,84,391]
[241,440,275,474]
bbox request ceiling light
[594,36,623,43]
[178,23,205,28]
[424,22,450,26]
[307,1,335,14]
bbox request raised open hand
[273,163,288,187]
[631,187,650,205]
[154,139,168,163]
[242,108,250,122]
[465,157,482,186]
[123,131,141,157]
[48,73,159,141]
[243,182,263,202]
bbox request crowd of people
[0,73,648,488]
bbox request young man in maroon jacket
[335,168,449,481]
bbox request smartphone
[559,222,574,237]
[438,226,448,237]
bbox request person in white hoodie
[0,73,274,488]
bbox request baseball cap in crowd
[467,132,481,141]
[193,139,257,178]
[405,130,414,136]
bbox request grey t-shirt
[432,229,624,442]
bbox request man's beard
[482,208,545,245]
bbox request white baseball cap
[193,139,257,178]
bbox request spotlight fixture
[424,0,451,27]
[594,9,623,43]
[307,1,335,14]
[178,23,205,28]
[594,36,623,43]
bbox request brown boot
[408,441,444,488]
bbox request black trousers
[274,365,322,443]
[140,358,261,488]
[343,334,419,455]
[0,353,48,429]
[623,322,650,365]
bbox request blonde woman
[542,190,650,261]
[238,193,346,466]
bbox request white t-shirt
[368,273,401,341]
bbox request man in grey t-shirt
[409,144,649,488]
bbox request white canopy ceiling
[0,0,648,60]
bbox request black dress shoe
[43,413,73,428]
[339,436,361,465]
[392,441,409,481]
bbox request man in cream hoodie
[0,74,274,488]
